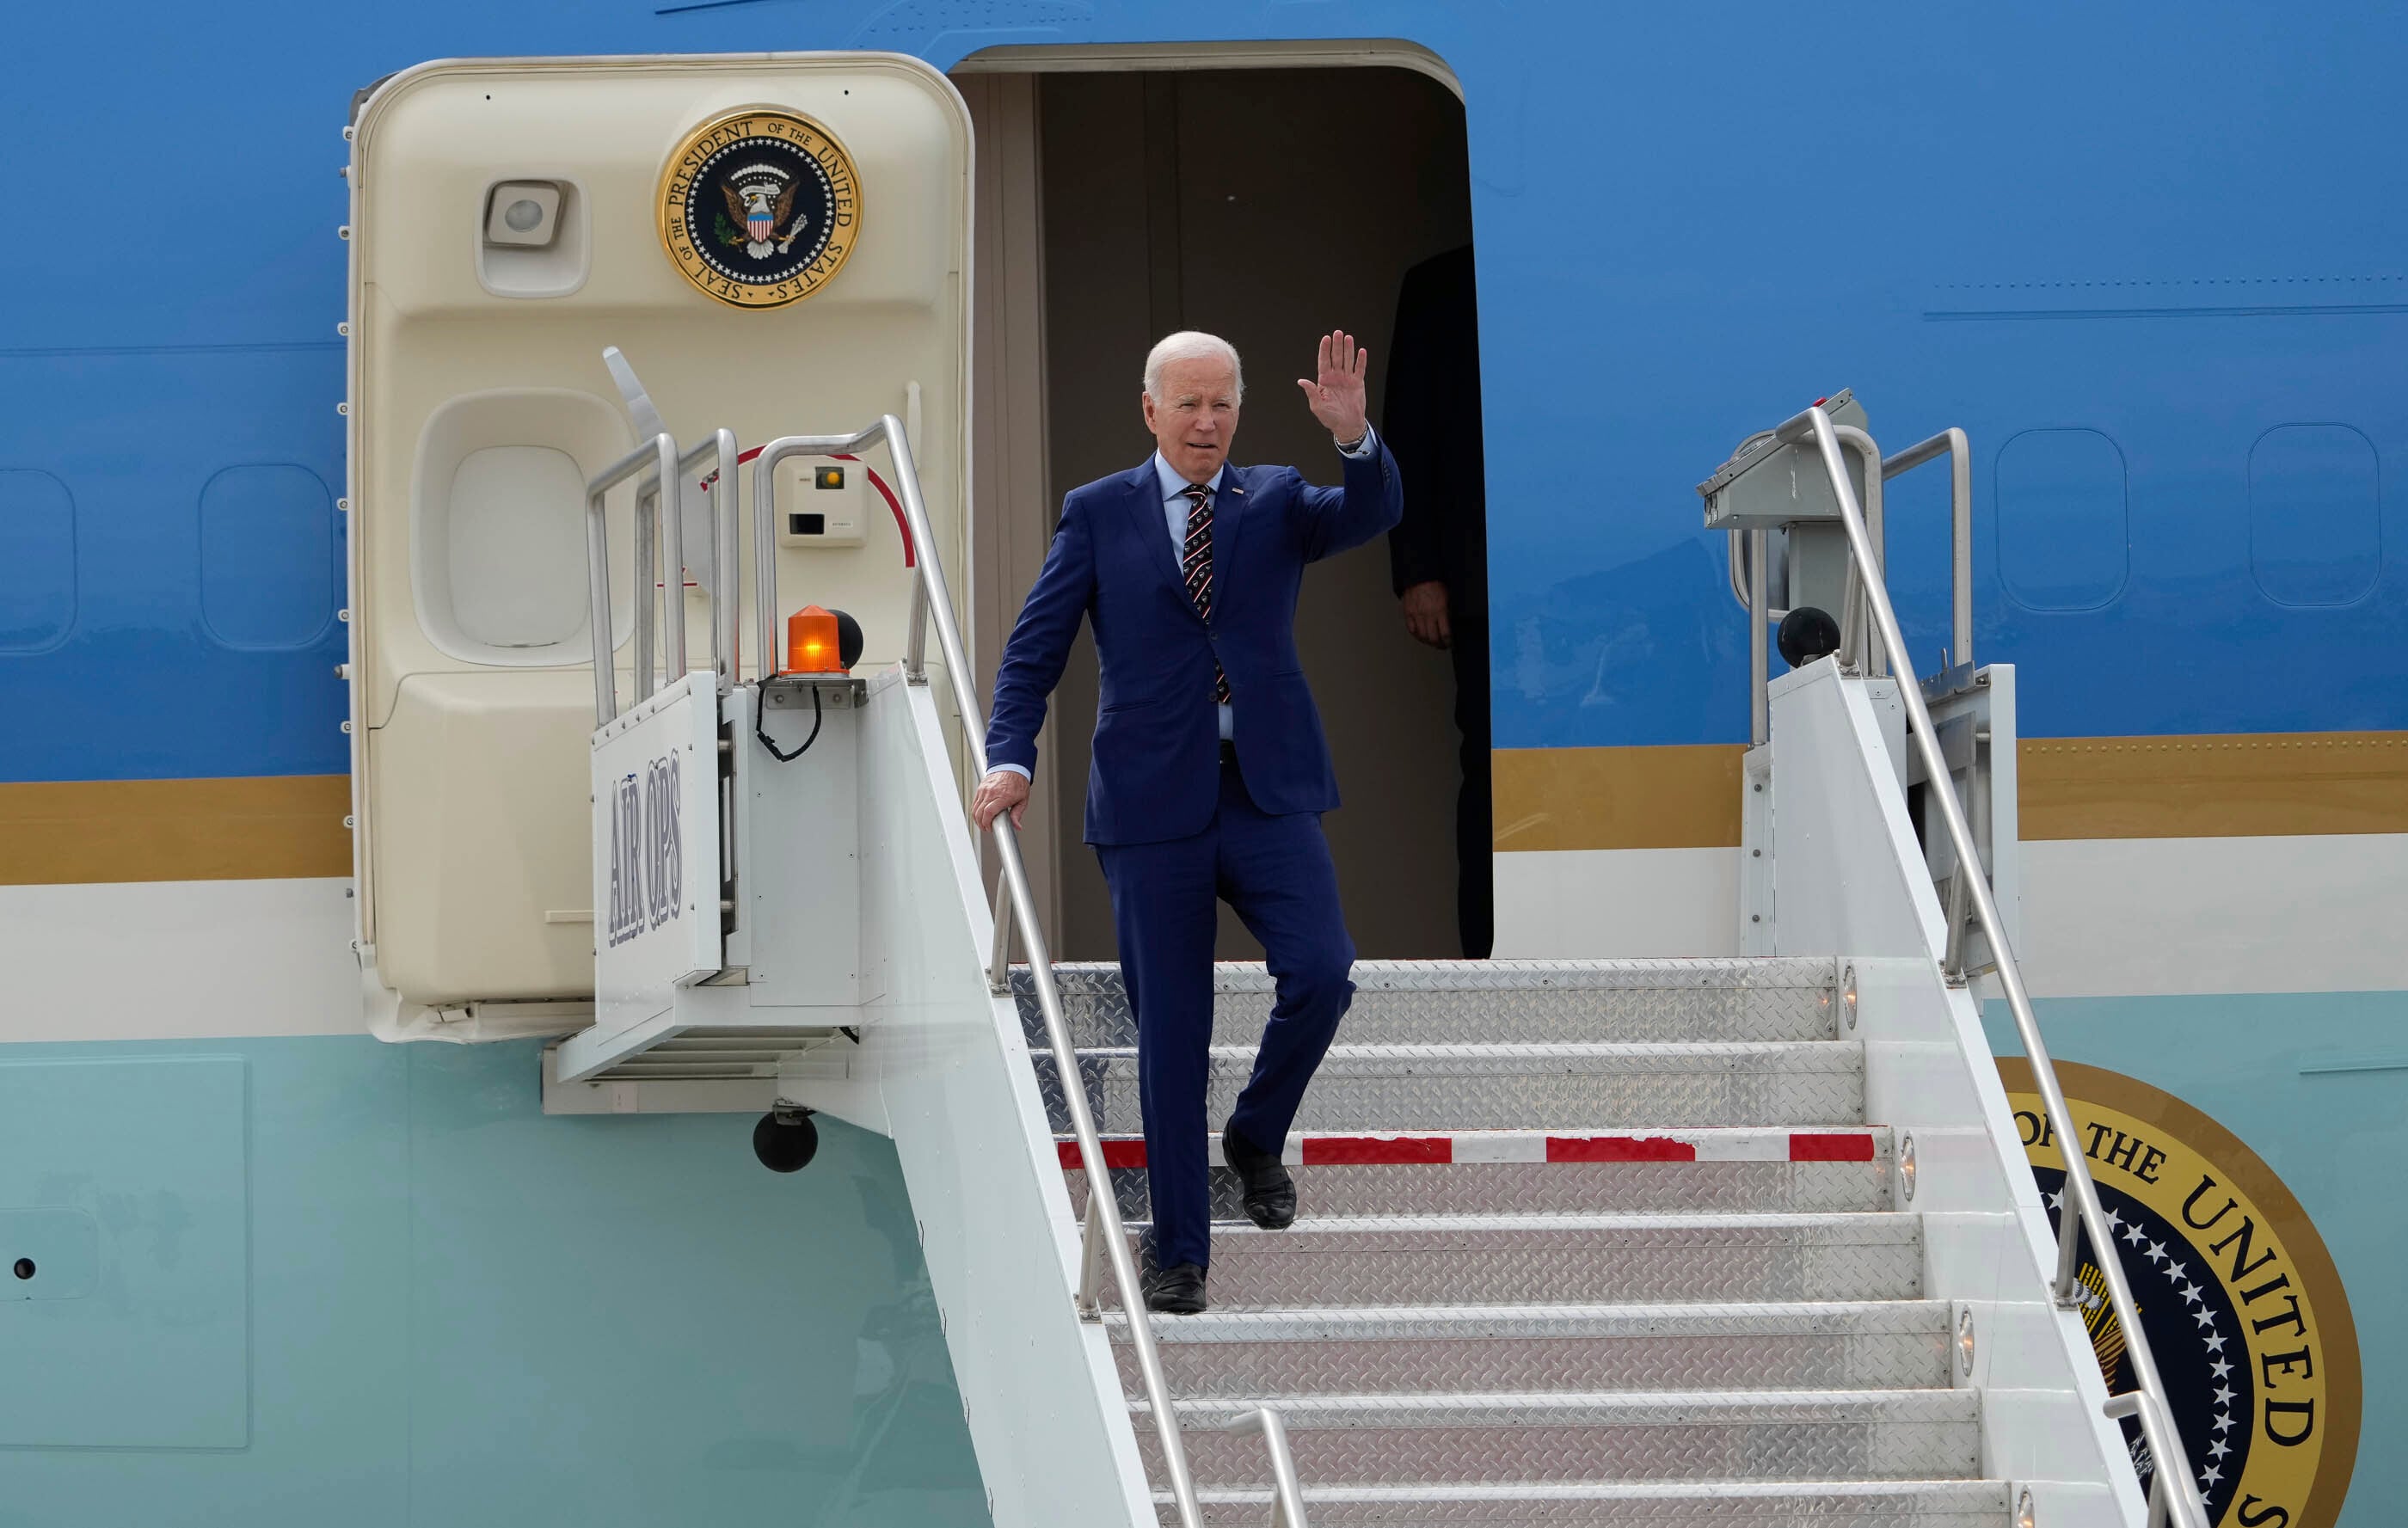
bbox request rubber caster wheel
[753,1108,819,1173]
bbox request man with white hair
[973,329,1402,1313]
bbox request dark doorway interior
[1027,64,1487,961]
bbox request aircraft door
[345,54,971,1032]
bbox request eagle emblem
[718,164,808,259]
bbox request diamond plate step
[1161,1478,2015,1526]
[1103,1302,1952,1396]
[1133,1390,1982,1486]
[1035,1043,1864,1135]
[1064,1128,1893,1218]
[1111,1214,1923,1309]
[1017,959,1843,1048]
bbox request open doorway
[961,59,1485,963]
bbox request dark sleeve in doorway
[1382,243,1487,603]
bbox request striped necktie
[1178,482,1232,703]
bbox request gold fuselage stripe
[1,729,2402,886]
[2018,731,2408,840]
[0,775,353,886]
[1491,745,1747,852]
[1493,730,2408,852]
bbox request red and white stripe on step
[1056,1131,1878,1172]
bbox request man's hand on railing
[972,768,1030,832]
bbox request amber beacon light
[785,604,845,675]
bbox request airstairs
[529,396,2206,1528]
[1029,956,2000,1525]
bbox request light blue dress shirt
[992,427,1378,783]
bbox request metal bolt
[340,719,353,733]
[342,126,355,142]
[338,225,351,240]
[334,663,349,679]
[336,402,350,415]
[336,497,350,512]
[338,608,351,622]
[336,322,350,337]
[342,814,355,828]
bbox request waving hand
[1296,329,1370,445]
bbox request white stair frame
[783,665,1157,1528]
[1767,655,2145,1526]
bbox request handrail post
[1777,403,2208,1528]
[1942,863,1971,983]
[634,476,657,703]
[988,882,1016,994]
[585,479,617,725]
[1945,426,1972,668]
[710,427,740,691]
[751,443,781,684]
[1075,1189,1109,1318]
[1747,528,1768,746]
[658,433,688,686]
[889,419,934,686]
[1833,426,1884,677]
[1878,426,1976,675]
[1220,1408,1311,1528]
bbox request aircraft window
[0,469,75,654]
[407,389,631,666]
[2249,425,2380,608]
[199,464,336,651]
[444,446,589,649]
[1995,428,2128,612]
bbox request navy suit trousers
[1096,757,1356,1271]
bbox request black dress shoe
[1143,1261,1207,1314]
[1221,1126,1298,1230]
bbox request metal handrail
[1830,424,1887,680]
[751,416,1210,1528]
[583,432,678,725]
[1777,404,2209,1528]
[1220,1408,1312,1527]
[1729,421,1975,733]
[1882,426,1975,671]
[583,430,746,725]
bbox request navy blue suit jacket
[986,445,1404,845]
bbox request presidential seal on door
[658,107,861,309]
